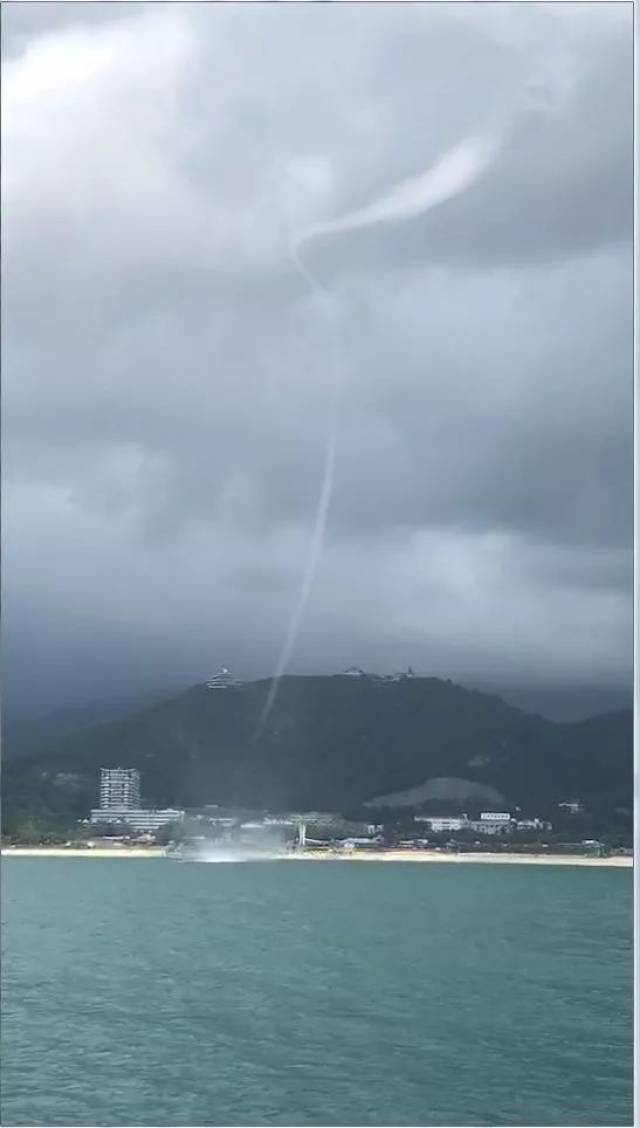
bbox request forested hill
[3,675,632,824]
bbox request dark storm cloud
[312,20,632,274]
[2,2,632,711]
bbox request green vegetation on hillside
[3,676,632,837]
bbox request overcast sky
[2,1,633,714]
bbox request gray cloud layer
[2,2,632,711]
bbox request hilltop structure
[339,666,418,681]
[206,666,241,690]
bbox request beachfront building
[341,837,381,850]
[90,807,185,831]
[92,767,184,832]
[417,816,469,833]
[515,818,550,832]
[99,768,141,811]
[469,812,514,836]
[414,811,551,837]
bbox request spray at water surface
[168,825,291,863]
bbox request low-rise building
[515,818,551,832]
[422,816,469,833]
[341,837,380,849]
[412,810,553,837]
[90,807,185,832]
[468,812,513,836]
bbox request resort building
[469,812,514,836]
[99,768,141,811]
[414,811,536,837]
[91,767,183,832]
[417,816,469,833]
[90,807,185,832]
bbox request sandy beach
[2,847,166,859]
[296,849,633,868]
[2,846,632,866]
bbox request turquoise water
[1,858,633,1127]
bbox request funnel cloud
[2,2,632,719]
[297,132,502,248]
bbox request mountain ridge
[3,675,632,831]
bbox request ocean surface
[1,858,633,1127]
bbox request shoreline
[2,847,166,858]
[1,846,632,867]
[294,849,633,867]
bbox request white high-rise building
[91,768,184,834]
[99,768,141,811]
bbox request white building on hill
[207,666,240,689]
[386,668,417,682]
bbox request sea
[1,858,633,1127]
